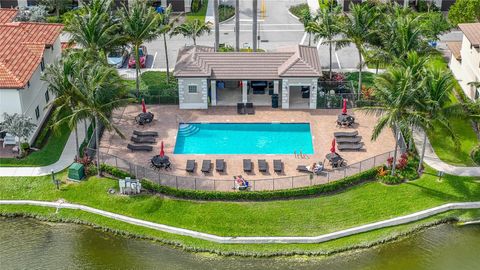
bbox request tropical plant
[65,0,121,61]
[15,5,48,22]
[39,0,71,18]
[214,0,220,51]
[421,12,451,43]
[170,19,212,46]
[300,8,315,46]
[252,0,258,51]
[0,113,37,156]
[235,0,240,51]
[309,5,346,78]
[342,3,380,96]
[63,63,131,175]
[121,0,161,97]
[448,0,480,26]
[157,5,176,84]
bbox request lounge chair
[127,144,152,152]
[337,142,364,151]
[335,136,362,143]
[258,159,268,172]
[186,160,196,172]
[237,103,246,114]
[296,165,312,173]
[201,160,212,173]
[273,160,283,173]
[334,130,358,138]
[246,103,255,114]
[215,159,225,172]
[130,136,156,144]
[133,130,158,137]
[243,159,252,172]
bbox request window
[40,57,45,71]
[35,106,40,120]
[45,91,50,103]
[188,85,198,93]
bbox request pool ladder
[178,124,199,137]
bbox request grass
[186,0,209,23]
[0,115,71,167]
[0,167,479,255]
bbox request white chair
[2,134,16,148]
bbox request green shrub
[416,0,439,12]
[191,0,203,13]
[471,145,480,165]
[85,164,98,176]
[101,164,134,179]
[219,4,235,22]
[379,175,404,185]
[289,3,309,19]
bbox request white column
[309,78,318,109]
[210,80,217,106]
[178,79,185,109]
[281,79,289,109]
[242,80,248,103]
[273,80,279,94]
[201,79,208,109]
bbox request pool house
[173,45,322,110]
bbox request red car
[128,45,147,68]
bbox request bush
[289,3,309,19]
[379,175,404,185]
[191,0,203,13]
[219,5,235,22]
[471,145,480,165]
[101,164,134,179]
[85,164,98,176]
[416,0,439,12]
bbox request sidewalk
[413,128,480,176]
[0,120,88,177]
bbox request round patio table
[325,153,342,163]
[136,112,154,125]
[152,155,170,168]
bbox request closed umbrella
[160,141,165,158]
[342,99,347,115]
[330,138,336,154]
[141,98,147,113]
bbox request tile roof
[446,41,462,61]
[174,45,321,80]
[0,8,17,24]
[458,23,480,46]
[0,18,63,88]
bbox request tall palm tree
[300,8,314,46]
[121,0,161,97]
[309,5,346,79]
[214,0,220,51]
[65,0,121,61]
[67,63,132,175]
[170,19,212,46]
[358,66,417,176]
[41,55,83,159]
[342,3,380,96]
[252,0,258,51]
[235,0,240,51]
[157,5,175,84]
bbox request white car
[107,50,128,68]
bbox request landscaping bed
[124,71,178,104]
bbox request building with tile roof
[448,23,480,100]
[174,45,322,109]
[0,8,64,144]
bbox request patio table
[151,155,170,169]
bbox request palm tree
[235,0,240,51]
[170,19,212,46]
[121,0,161,97]
[309,5,346,79]
[252,0,258,51]
[358,66,417,176]
[65,0,121,61]
[300,8,314,46]
[66,63,132,175]
[214,0,220,51]
[157,5,176,84]
[342,3,380,96]
[41,55,84,159]
[421,12,451,44]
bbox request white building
[0,8,63,143]
[447,23,480,100]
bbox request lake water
[1,218,479,270]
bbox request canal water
[0,218,479,270]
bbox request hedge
[100,163,378,201]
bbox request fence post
[344,168,346,178]
[213,179,216,191]
[374,155,377,167]
[175,176,178,189]
[359,161,362,173]
[253,180,255,191]
[273,179,275,191]
[327,172,330,183]
[115,156,118,168]
[194,178,197,190]
[291,177,294,188]
[158,174,161,185]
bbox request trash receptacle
[272,94,279,108]
[68,163,85,181]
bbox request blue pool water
[174,123,314,154]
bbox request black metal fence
[317,80,356,109]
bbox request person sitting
[313,162,323,174]
[306,163,316,172]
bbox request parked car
[107,49,128,68]
[128,45,147,68]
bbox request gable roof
[446,41,462,61]
[0,8,17,24]
[174,45,321,80]
[0,14,63,88]
[458,23,480,46]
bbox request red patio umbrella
[330,138,336,154]
[342,99,347,115]
[159,141,165,158]
[141,98,147,113]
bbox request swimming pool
[174,123,314,154]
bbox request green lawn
[186,0,209,23]
[1,168,479,238]
[0,120,71,167]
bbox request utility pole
[214,0,220,51]
[252,0,258,51]
[235,0,240,51]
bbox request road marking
[239,19,265,22]
[335,51,342,69]
[300,32,307,45]
[151,51,157,69]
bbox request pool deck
[100,105,395,182]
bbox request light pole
[51,169,60,190]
